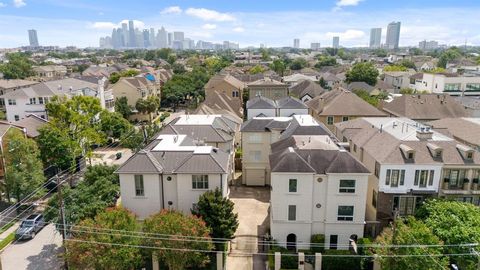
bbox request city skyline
[1,0,480,48]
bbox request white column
[275,252,281,270]
[216,251,223,270]
[152,255,159,270]
[298,252,305,270]
[315,253,322,270]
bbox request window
[232,90,239,97]
[134,175,144,196]
[353,144,357,152]
[374,162,380,177]
[0,98,4,106]
[372,190,378,208]
[288,205,296,221]
[444,83,461,92]
[29,98,36,105]
[339,180,356,193]
[413,170,434,187]
[385,169,405,187]
[342,116,349,122]
[444,169,466,189]
[7,99,16,105]
[14,115,19,121]
[192,175,209,189]
[466,83,480,91]
[407,152,414,159]
[38,97,44,104]
[330,235,338,250]
[289,179,297,192]
[327,116,334,125]
[249,151,261,161]
[337,206,354,221]
[248,133,262,143]
[393,196,423,216]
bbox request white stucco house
[116,134,231,219]
[269,135,370,250]
[415,73,480,96]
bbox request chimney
[416,127,433,141]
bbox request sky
[1,0,480,48]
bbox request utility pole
[57,172,68,269]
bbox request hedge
[322,250,361,270]
[311,234,325,253]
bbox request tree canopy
[270,59,286,76]
[65,207,143,269]
[161,66,210,109]
[143,210,213,270]
[114,96,133,119]
[315,56,337,69]
[192,188,239,249]
[248,65,267,75]
[0,53,34,79]
[4,129,45,202]
[346,62,379,86]
[374,217,448,270]
[438,47,462,68]
[109,69,140,84]
[289,58,307,70]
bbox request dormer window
[427,143,443,158]
[399,144,415,160]
[456,144,474,160]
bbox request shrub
[322,250,361,270]
[268,245,297,270]
[310,234,325,253]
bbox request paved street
[1,224,63,270]
[226,185,270,270]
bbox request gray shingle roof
[246,96,276,109]
[276,96,308,109]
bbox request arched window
[286,233,296,251]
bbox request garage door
[246,169,265,186]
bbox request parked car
[15,214,45,240]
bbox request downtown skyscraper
[28,29,39,47]
[385,21,401,50]
[369,28,382,48]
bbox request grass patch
[0,231,15,250]
[0,221,15,234]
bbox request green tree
[270,59,286,76]
[44,164,119,225]
[416,199,480,269]
[0,53,34,79]
[99,111,133,140]
[143,210,213,270]
[167,54,177,65]
[40,96,105,170]
[65,207,143,269]
[4,129,45,202]
[346,62,379,86]
[259,48,270,61]
[114,96,133,119]
[384,65,407,72]
[192,188,239,250]
[289,58,307,70]
[398,60,416,69]
[373,49,388,57]
[248,65,266,75]
[109,69,140,84]
[156,48,173,60]
[172,63,186,74]
[354,89,382,107]
[315,56,337,69]
[144,50,157,61]
[438,47,462,68]
[374,217,448,270]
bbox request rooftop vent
[416,127,433,141]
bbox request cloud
[160,6,182,15]
[90,22,117,30]
[13,0,25,8]
[185,8,235,22]
[202,23,217,30]
[0,2,6,7]
[119,19,145,29]
[326,29,365,40]
[336,0,364,7]
[233,27,245,33]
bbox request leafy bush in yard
[322,249,361,270]
[268,245,298,270]
[310,234,325,253]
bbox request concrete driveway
[1,223,63,270]
[226,185,270,270]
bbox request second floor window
[232,90,239,97]
[385,169,405,187]
[8,99,16,105]
[339,180,356,193]
[327,116,334,125]
[134,175,144,196]
[288,205,296,221]
[414,170,434,187]
[289,179,297,192]
[248,134,262,143]
[29,98,36,105]
[444,169,466,189]
[337,206,354,221]
[38,97,44,104]
[249,151,261,161]
[192,175,209,189]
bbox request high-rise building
[418,40,439,51]
[385,21,401,50]
[156,27,168,48]
[149,28,155,48]
[121,23,128,47]
[167,33,173,47]
[293,38,300,49]
[311,42,321,51]
[128,20,136,48]
[332,36,340,49]
[173,31,184,42]
[369,28,382,49]
[28,29,39,47]
[143,29,150,48]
